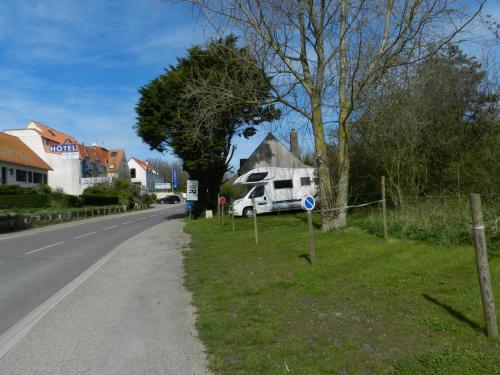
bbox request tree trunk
[333,0,350,229]
[311,98,336,232]
[334,105,349,228]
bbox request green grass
[184,213,500,374]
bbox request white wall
[5,129,83,195]
[128,159,160,193]
[0,161,48,187]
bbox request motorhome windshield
[238,188,252,199]
[239,185,265,199]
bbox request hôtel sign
[49,144,78,153]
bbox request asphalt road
[0,204,184,336]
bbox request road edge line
[0,237,124,359]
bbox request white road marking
[26,241,65,255]
[74,232,96,239]
[0,207,170,241]
[149,214,158,218]
[102,225,118,231]
[122,221,134,225]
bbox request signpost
[49,143,78,153]
[185,200,193,220]
[186,180,199,201]
[155,182,171,191]
[301,195,316,265]
[61,152,79,159]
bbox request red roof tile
[0,133,52,170]
[28,121,78,145]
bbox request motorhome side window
[250,185,265,198]
[300,177,311,186]
[274,179,293,189]
[247,172,268,182]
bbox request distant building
[238,131,308,175]
[106,149,129,179]
[0,132,52,187]
[128,157,161,193]
[5,121,129,195]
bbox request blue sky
[0,0,498,172]
[0,0,273,170]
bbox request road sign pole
[307,210,315,265]
[301,195,317,265]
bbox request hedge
[80,195,119,206]
[0,194,50,209]
[0,185,38,195]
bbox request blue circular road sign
[301,195,316,211]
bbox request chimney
[290,129,300,159]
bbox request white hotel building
[5,121,129,195]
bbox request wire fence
[347,191,499,247]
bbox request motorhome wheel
[243,207,254,218]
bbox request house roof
[27,121,78,144]
[77,144,106,167]
[129,157,158,174]
[108,149,125,170]
[91,145,109,167]
[238,132,308,175]
[0,133,52,171]
[25,122,126,172]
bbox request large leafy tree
[349,44,500,204]
[135,36,279,214]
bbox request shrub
[82,178,140,209]
[0,185,36,195]
[0,194,50,209]
[220,181,246,202]
[80,195,119,206]
[49,187,80,208]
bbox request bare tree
[185,0,484,231]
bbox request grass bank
[350,196,499,249]
[184,213,500,374]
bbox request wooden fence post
[217,194,220,222]
[470,193,498,338]
[231,198,235,232]
[307,210,315,265]
[381,176,388,240]
[251,198,258,244]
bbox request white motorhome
[231,167,317,217]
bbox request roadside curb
[0,204,181,241]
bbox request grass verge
[350,196,499,249]
[184,213,500,374]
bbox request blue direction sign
[172,168,178,189]
[185,200,193,212]
[301,195,316,211]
